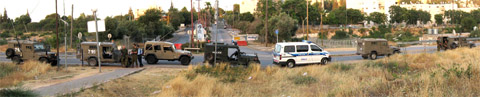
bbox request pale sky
[0,0,242,22]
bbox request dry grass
[156,48,480,96]
[0,61,52,88]
[69,47,480,97]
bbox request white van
[273,41,331,68]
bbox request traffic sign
[77,32,82,39]
[275,29,279,34]
[107,33,112,39]
[87,20,106,33]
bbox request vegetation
[0,61,51,88]
[367,12,387,24]
[0,88,38,97]
[434,14,443,25]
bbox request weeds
[289,76,317,85]
[441,64,473,78]
[188,63,259,83]
[0,61,51,88]
[0,88,38,97]
[330,64,354,71]
[0,63,16,78]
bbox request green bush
[0,88,38,97]
[188,64,258,83]
[441,64,473,78]
[331,64,354,71]
[0,63,16,78]
[289,76,317,85]
[331,30,348,39]
[470,30,480,37]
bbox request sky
[0,0,243,22]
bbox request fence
[309,38,358,48]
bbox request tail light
[279,55,282,60]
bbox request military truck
[356,39,401,60]
[143,41,193,65]
[204,43,260,65]
[437,36,475,51]
[77,42,125,66]
[5,40,58,66]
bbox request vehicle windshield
[171,44,176,50]
[274,45,281,53]
[34,43,47,52]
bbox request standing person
[137,45,144,67]
[131,44,139,68]
[121,46,129,68]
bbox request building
[346,0,397,21]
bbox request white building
[346,0,396,21]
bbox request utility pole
[70,4,73,48]
[306,0,309,40]
[214,0,219,66]
[92,9,102,73]
[55,0,60,71]
[190,0,194,48]
[265,0,268,47]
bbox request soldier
[137,45,144,67]
[121,46,129,68]
[131,44,139,68]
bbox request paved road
[34,68,144,96]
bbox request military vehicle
[77,42,126,66]
[5,40,58,66]
[204,43,260,65]
[143,41,193,65]
[356,39,401,60]
[437,36,475,51]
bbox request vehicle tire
[146,55,158,64]
[5,48,15,58]
[287,60,295,68]
[11,55,21,64]
[361,55,368,59]
[87,58,98,66]
[393,50,400,54]
[369,52,377,60]
[450,43,458,49]
[50,61,58,66]
[39,57,48,63]
[180,56,191,65]
[320,58,328,65]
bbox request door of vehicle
[162,44,176,60]
[295,45,310,64]
[144,44,154,55]
[310,44,324,63]
[23,45,35,60]
[153,45,165,59]
[379,41,389,55]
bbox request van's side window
[371,42,377,45]
[296,45,309,52]
[284,46,295,53]
[311,45,322,51]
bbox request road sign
[87,20,106,33]
[77,32,82,39]
[275,29,279,34]
[107,33,112,39]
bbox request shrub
[0,88,38,97]
[187,63,260,83]
[330,64,354,71]
[289,76,317,85]
[331,30,348,39]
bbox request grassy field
[69,47,480,96]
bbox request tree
[168,7,185,30]
[445,10,470,24]
[418,10,431,24]
[470,9,480,23]
[14,14,31,32]
[264,13,298,42]
[326,7,363,25]
[346,8,364,24]
[367,12,387,24]
[138,8,162,25]
[470,30,480,37]
[255,0,278,19]
[180,7,197,26]
[233,4,240,14]
[332,30,348,39]
[239,12,254,22]
[137,8,175,42]
[389,6,407,24]
[460,17,477,32]
[434,14,443,25]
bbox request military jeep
[77,42,126,66]
[437,36,475,51]
[143,41,193,65]
[204,43,260,65]
[356,39,401,60]
[5,40,58,66]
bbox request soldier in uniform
[121,46,129,68]
[131,44,139,68]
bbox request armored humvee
[356,39,401,60]
[77,42,126,66]
[143,41,193,65]
[5,40,58,66]
[204,43,260,65]
[437,36,475,51]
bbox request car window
[371,42,376,45]
[163,46,172,51]
[145,44,153,50]
[296,45,309,52]
[274,45,281,53]
[154,45,161,50]
[284,46,295,53]
[311,45,322,52]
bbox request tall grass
[0,61,51,88]
[156,48,480,96]
[0,88,38,97]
